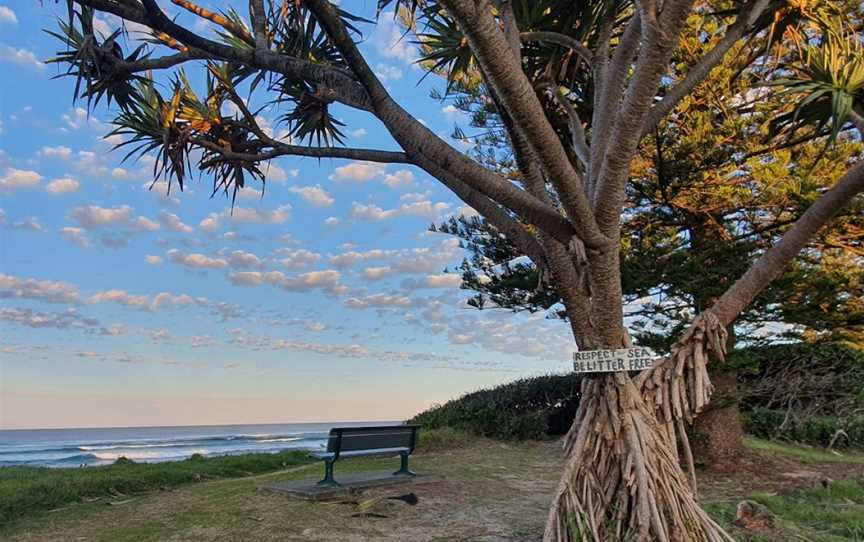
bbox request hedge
[411,373,582,440]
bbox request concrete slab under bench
[259,471,440,501]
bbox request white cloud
[0,168,41,191]
[59,227,91,248]
[363,266,393,280]
[371,12,418,63]
[157,211,193,233]
[224,205,291,224]
[199,213,220,234]
[306,322,327,332]
[228,269,342,293]
[400,191,432,202]
[374,63,403,82]
[0,44,43,69]
[111,167,129,179]
[329,249,395,268]
[150,329,171,343]
[0,273,80,304]
[166,249,228,269]
[7,217,45,232]
[325,216,340,226]
[349,200,451,222]
[0,307,99,331]
[133,216,160,232]
[289,185,335,207]
[0,6,17,24]
[88,289,202,312]
[38,146,72,159]
[456,205,480,218]
[329,161,386,183]
[261,162,296,184]
[277,249,321,270]
[227,250,263,270]
[62,108,103,131]
[145,255,163,265]
[191,335,217,348]
[442,104,463,121]
[69,205,132,229]
[382,169,415,189]
[357,239,462,280]
[345,293,411,309]
[349,128,367,139]
[404,273,462,289]
[236,186,264,200]
[45,177,80,195]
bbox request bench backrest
[326,425,419,456]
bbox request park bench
[312,425,420,487]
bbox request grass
[707,479,864,542]
[745,436,864,464]
[1,435,863,541]
[415,426,474,452]
[0,450,311,527]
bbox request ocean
[0,422,399,468]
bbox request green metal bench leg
[317,459,339,487]
[393,452,415,477]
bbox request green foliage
[0,450,311,526]
[744,409,864,449]
[773,21,864,144]
[415,427,473,452]
[45,7,148,112]
[433,5,864,350]
[411,373,582,440]
[734,342,864,417]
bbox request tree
[430,2,864,467]
[45,0,864,540]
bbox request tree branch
[249,0,267,49]
[643,0,771,133]
[195,139,412,164]
[75,0,374,111]
[519,31,592,68]
[440,0,610,249]
[589,13,641,200]
[710,160,864,326]
[303,0,583,247]
[592,2,694,234]
[542,83,590,167]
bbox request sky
[0,0,577,430]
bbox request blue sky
[0,1,575,429]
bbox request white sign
[572,347,658,373]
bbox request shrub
[734,342,864,418]
[411,373,582,440]
[744,408,864,449]
[415,427,473,452]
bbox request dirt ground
[4,437,863,542]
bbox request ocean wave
[1,433,320,457]
[0,424,369,468]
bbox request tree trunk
[546,309,734,542]
[690,369,744,470]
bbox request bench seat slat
[311,446,410,459]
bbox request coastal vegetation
[414,341,864,449]
[0,450,310,526]
[2,435,863,541]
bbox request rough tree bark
[47,0,864,540]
